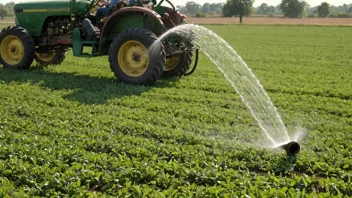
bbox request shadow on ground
[0,66,177,104]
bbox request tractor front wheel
[0,26,35,69]
[35,51,66,66]
[108,28,165,85]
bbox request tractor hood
[14,0,93,37]
[14,0,92,16]
[14,0,70,12]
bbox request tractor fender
[100,7,167,52]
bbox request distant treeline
[1,1,351,20]
[0,2,15,20]
[177,1,352,18]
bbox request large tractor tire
[163,52,192,77]
[108,28,165,85]
[162,33,193,77]
[0,26,35,70]
[35,52,66,66]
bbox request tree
[185,1,200,14]
[0,5,9,20]
[257,3,268,15]
[176,5,187,14]
[317,2,330,18]
[343,4,348,12]
[5,2,15,16]
[275,4,283,14]
[209,3,217,13]
[210,3,224,14]
[256,3,276,15]
[201,3,210,14]
[280,0,308,18]
[348,6,352,14]
[222,0,255,23]
[268,6,276,14]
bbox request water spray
[278,141,300,156]
[152,24,306,156]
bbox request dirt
[0,17,15,24]
[187,17,352,26]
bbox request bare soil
[0,17,15,24]
[188,17,352,26]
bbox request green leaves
[1,24,352,196]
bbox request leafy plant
[0,24,352,196]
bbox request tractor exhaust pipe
[279,141,300,156]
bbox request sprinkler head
[280,141,300,156]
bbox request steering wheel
[89,0,97,9]
[88,0,107,15]
[90,0,106,10]
[157,0,176,14]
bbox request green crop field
[0,24,352,197]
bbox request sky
[1,0,351,8]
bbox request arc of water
[150,24,291,146]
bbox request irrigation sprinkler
[279,141,300,156]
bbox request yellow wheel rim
[118,40,149,77]
[0,35,24,65]
[36,52,56,62]
[165,56,180,71]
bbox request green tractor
[0,0,198,85]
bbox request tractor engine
[35,16,75,51]
[45,17,72,37]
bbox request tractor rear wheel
[108,28,165,85]
[162,33,193,77]
[163,52,192,77]
[0,26,35,69]
[35,52,66,66]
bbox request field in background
[0,18,14,30]
[188,16,352,26]
[0,24,352,196]
[1,16,352,27]
[0,16,15,24]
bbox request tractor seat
[82,18,101,40]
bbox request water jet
[153,24,306,155]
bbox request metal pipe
[279,141,300,156]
